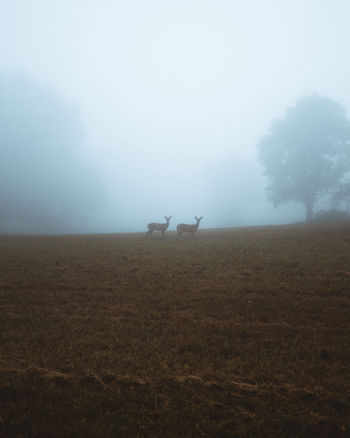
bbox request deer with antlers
[177,216,203,237]
[146,216,172,238]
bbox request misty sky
[1,0,350,232]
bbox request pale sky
[1,0,350,232]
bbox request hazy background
[1,0,349,233]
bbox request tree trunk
[305,198,314,222]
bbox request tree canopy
[0,72,104,233]
[258,95,350,222]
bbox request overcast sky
[1,0,350,232]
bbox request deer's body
[177,216,203,237]
[147,216,171,238]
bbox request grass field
[1,223,350,437]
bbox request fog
[1,0,350,233]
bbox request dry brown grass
[1,223,350,437]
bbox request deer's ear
[200,216,203,220]
[195,216,198,220]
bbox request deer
[146,216,172,238]
[177,216,203,237]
